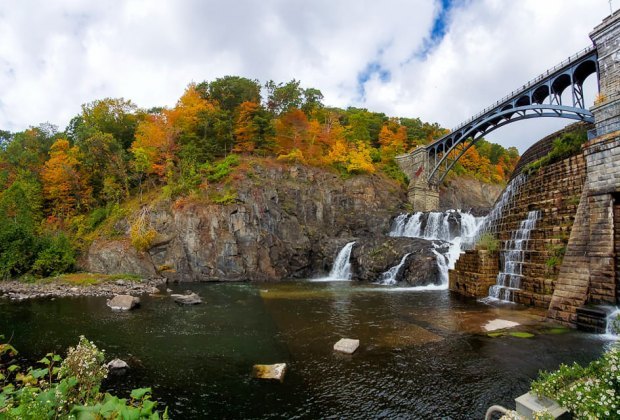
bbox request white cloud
[0,0,613,152]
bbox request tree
[233,101,274,153]
[77,132,129,204]
[274,108,309,155]
[41,139,92,217]
[197,76,261,113]
[69,98,141,149]
[265,80,303,115]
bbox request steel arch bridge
[398,46,599,186]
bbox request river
[0,281,611,418]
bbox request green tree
[196,76,261,113]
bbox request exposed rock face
[440,177,503,215]
[85,161,406,282]
[351,237,446,286]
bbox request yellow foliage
[325,140,375,174]
[276,148,307,164]
[129,208,157,252]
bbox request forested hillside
[0,76,519,279]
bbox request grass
[33,273,142,286]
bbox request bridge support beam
[395,147,439,211]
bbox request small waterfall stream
[488,210,540,302]
[316,241,355,281]
[606,308,620,338]
[377,253,411,285]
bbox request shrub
[531,345,620,419]
[0,335,168,419]
[476,233,500,252]
[130,208,157,252]
[31,233,76,277]
[523,129,587,175]
[205,154,241,183]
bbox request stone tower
[590,10,620,136]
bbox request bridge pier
[395,147,439,211]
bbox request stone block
[333,338,360,354]
[515,392,569,419]
[252,363,287,381]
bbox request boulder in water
[107,358,129,370]
[171,292,202,305]
[351,237,445,286]
[333,338,360,354]
[106,295,140,311]
[252,363,287,381]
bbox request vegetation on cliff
[0,76,519,278]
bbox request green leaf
[141,398,155,413]
[130,387,151,400]
[52,354,62,362]
[38,357,50,365]
[7,365,19,373]
[31,368,48,379]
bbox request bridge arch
[413,46,599,185]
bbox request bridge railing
[444,45,596,137]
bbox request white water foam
[313,241,356,282]
[377,253,411,285]
[389,210,484,287]
[486,210,540,302]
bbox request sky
[0,0,615,152]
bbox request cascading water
[487,210,540,302]
[470,174,527,247]
[606,308,620,338]
[389,210,484,286]
[316,241,355,281]
[377,253,411,285]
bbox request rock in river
[171,292,202,305]
[107,358,129,370]
[107,295,140,311]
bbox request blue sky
[0,0,614,152]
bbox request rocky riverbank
[0,277,167,301]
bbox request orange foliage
[41,139,92,217]
[233,101,260,153]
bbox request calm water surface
[0,281,611,419]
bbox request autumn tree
[41,139,92,218]
[233,101,274,153]
[67,98,141,149]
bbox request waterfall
[487,210,540,302]
[377,253,411,285]
[316,241,356,281]
[606,308,620,338]
[432,249,449,285]
[389,210,484,286]
[470,174,527,246]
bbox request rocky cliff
[85,159,504,284]
[86,160,411,282]
[439,177,503,215]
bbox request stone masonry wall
[449,250,498,297]
[450,152,587,302]
[590,10,620,137]
[548,132,620,324]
